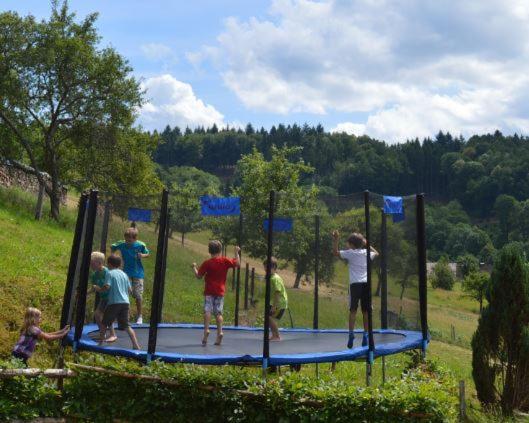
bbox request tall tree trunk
[293,271,303,289]
[49,173,61,221]
[400,279,407,300]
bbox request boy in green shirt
[264,257,288,341]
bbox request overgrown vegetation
[1,355,458,422]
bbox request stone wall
[0,160,67,204]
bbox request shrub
[431,257,455,290]
[472,244,529,414]
[0,358,62,420]
[62,357,458,422]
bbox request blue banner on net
[128,208,152,223]
[383,195,405,223]
[263,218,293,232]
[200,196,241,216]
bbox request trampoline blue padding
[67,324,426,366]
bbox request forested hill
[153,125,529,219]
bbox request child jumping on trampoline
[93,254,141,350]
[332,230,378,349]
[89,251,116,342]
[192,241,240,346]
[263,257,288,341]
[111,227,150,324]
[12,307,70,366]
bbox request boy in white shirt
[332,231,378,349]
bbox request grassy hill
[0,186,487,417]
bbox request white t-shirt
[339,249,377,284]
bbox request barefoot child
[93,254,141,350]
[264,257,288,341]
[111,227,150,324]
[12,307,69,366]
[192,241,240,346]
[332,231,378,349]
[89,252,116,342]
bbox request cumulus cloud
[194,0,529,142]
[139,74,225,130]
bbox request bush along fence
[0,357,458,422]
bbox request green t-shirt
[91,267,109,300]
[271,273,288,310]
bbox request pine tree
[472,244,529,414]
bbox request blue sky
[3,0,529,142]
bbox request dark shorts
[102,303,130,330]
[270,308,285,320]
[349,283,369,312]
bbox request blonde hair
[21,307,41,334]
[124,227,138,239]
[90,251,105,264]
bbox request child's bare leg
[97,321,107,344]
[214,313,224,345]
[126,327,141,349]
[203,312,211,345]
[347,310,357,348]
[136,297,142,320]
[270,317,280,340]
[349,310,357,332]
[362,310,369,332]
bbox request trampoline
[61,189,429,377]
[68,324,424,366]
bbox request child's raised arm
[234,246,241,267]
[332,230,341,257]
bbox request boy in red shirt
[192,241,240,346]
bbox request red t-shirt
[198,256,238,296]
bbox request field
[0,187,489,419]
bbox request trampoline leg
[315,363,319,379]
[262,358,269,379]
[330,362,336,372]
[366,351,374,387]
[382,356,386,385]
[422,340,428,362]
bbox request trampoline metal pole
[157,205,171,323]
[73,190,99,350]
[60,194,88,333]
[235,212,243,325]
[147,189,169,362]
[250,267,255,305]
[262,190,275,374]
[313,215,320,330]
[416,193,428,358]
[244,262,249,310]
[235,267,241,326]
[100,199,111,255]
[364,190,374,385]
[380,209,388,329]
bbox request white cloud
[331,122,366,136]
[139,74,225,130]
[140,43,175,62]
[194,0,529,142]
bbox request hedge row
[1,356,458,422]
